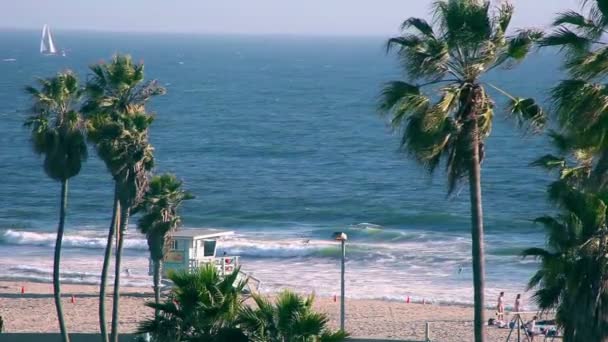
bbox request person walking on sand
[497,291,505,320]
[514,293,522,313]
[526,316,538,341]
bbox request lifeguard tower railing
[189,255,239,276]
[153,256,261,293]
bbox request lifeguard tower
[149,228,260,292]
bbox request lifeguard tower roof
[171,229,234,239]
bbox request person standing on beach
[497,292,505,320]
[514,294,522,313]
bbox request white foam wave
[0,229,148,250]
[0,229,349,258]
[219,238,333,258]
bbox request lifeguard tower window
[203,240,216,257]
[169,239,178,251]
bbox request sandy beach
[0,280,544,341]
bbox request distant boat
[40,24,65,56]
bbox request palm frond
[508,96,546,130]
[540,27,592,52]
[400,17,435,37]
[566,46,608,79]
[495,29,543,68]
[531,154,567,170]
[495,2,514,35]
[553,10,597,31]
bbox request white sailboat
[40,24,64,56]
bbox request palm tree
[137,265,247,341]
[523,189,608,341]
[238,290,348,342]
[540,0,608,189]
[84,54,165,342]
[378,1,544,340]
[24,71,88,342]
[135,173,194,316]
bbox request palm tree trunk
[99,189,119,342]
[54,180,70,342]
[110,205,130,342]
[467,96,486,342]
[153,260,161,318]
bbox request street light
[332,231,347,331]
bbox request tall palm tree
[378,1,545,340]
[523,189,608,341]
[137,265,247,341]
[238,290,348,342]
[135,173,194,316]
[84,54,165,342]
[24,71,88,342]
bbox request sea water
[0,29,560,306]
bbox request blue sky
[2,0,580,36]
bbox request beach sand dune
[0,281,539,341]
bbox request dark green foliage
[84,54,164,209]
[523,189,608,342]
[136,174,194,262]
[24,71,87,182]
[137,265,247,342]
[238,291,348,342]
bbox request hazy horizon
[2,0,580,37]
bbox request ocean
[0,29,560,307]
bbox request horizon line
[0,26,391,39]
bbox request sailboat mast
[40,25,48,53]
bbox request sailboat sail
[40,24,58,55]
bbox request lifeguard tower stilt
[505,312,532,342]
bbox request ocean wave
[219,237,394,259]
[0,229,148,250]
[0,229,392,260]
[3,227,527,262]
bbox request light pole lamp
[332,231,348,331]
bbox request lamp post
[332,231,347,331]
